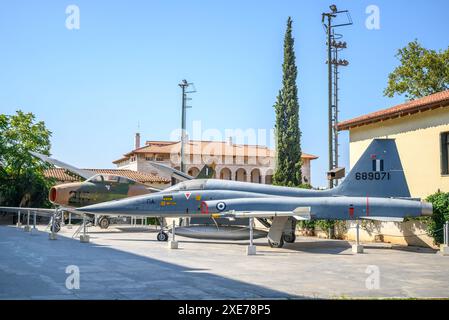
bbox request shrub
[426,192,449,245]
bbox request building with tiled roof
[113,137,318,185]
[44,168,170,187]
[338,89,449,198]
[338,90,449,131]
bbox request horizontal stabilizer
[293,215,310,221]
[360,216,404,222]
[293,206,311,220]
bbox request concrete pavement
[1,225,448,299]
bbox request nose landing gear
[156,217,169,242]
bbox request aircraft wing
[148,161,194,181]
[30,151,95,180]
[204,197,422,222]
[212,208,312,221]
[360,216,404,222]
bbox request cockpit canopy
[86,174,137,185]
[164,179,207,192]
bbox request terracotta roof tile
[338,90,449,131]
[44,168,169,184]
[114,140,318,163]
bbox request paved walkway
[1,225,448,299]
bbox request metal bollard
[24,210,31,232]
[249,217,254,247]
[443,221,449,246]
[168,219,178,249]
[246,217,256,255]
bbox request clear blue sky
[1,0,448,187]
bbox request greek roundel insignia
[216,202,226,212]
[372,159,384,172]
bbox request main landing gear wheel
[282,233,296,243]
[98,217,110,229]
[268,237,284,248]
[157,232,169,242]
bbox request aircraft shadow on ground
[83,227,438,256]
[0,226,303,300]
[173,237,437,255]
[162,238,352,255]
[72,226,160,235]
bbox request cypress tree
[273,17,302,187]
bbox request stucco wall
[343,220,436,248]
[348,106,449,199]
[297,221,436,248]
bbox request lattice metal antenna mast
[322,4,352,188]
[178,79,196,173]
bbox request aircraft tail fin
[30,151,95,180]
[149,162,216,182]
[334,139,411,198]
[195,163,216,179]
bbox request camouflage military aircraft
[0,152,215,230]
[79,139,433,247]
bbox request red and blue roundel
[216,202,226,212]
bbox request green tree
[0,111,53,208]
[384,40,449,100]
[273,17,302,187]
[426,192,449,245]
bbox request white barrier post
[24,210,31,232]
[442,221,449,256]
[67,211,72,229]
[17,210,22,227]
[246,217,256,255]
[32,211,37,233]
[444,221,449,245]
[168,220,178,249]
[80,214,90,243]
[352,220,364,254]
[49,209,57,240]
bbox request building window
[441,132,449,175]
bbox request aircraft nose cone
[49,187,57,202]
[421,202,433,216]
